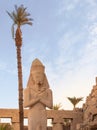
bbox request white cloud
[57,0,80,15]
[0,60,17,76]
[89,23,97,36]
[88,13,97,21]
[86,0,97,6]
[0,61,7,71]
[44,21,97,109]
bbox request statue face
[32,72,45,91]
[33,72,45,85]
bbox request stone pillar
[71,109,83,130]
[12,122,20,130]
[53,123,63,130]
[71,118,80,130]
[52,116,64,130]
[12,115,20,130]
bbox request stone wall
[1,77,97,130]
[78,77,97,130]
[0,109,83,130]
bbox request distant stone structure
[0,59,97,130]
[77,77,97,130]
[0,109,83,130]
[23,59,53,130]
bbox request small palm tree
[53,103,62,110]
[64,119,71,126]
[67,96,83,109]
[0,124,13,130]
[7,5,33,130]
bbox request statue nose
[38,82,41,86]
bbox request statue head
[27,58,49,91]
[31,58,45,85]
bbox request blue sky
[0,0,97,110]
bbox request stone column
[12,122,20,130]
[12,115,20,130]
[53,123,63,130]
[52,116,64,130]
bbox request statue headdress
[30,58,45,73]
[27,58,49,89]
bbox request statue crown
[31,58,45,73]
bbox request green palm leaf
[0,124,13,130]
[53,103,62,110]
[67,96,83,109]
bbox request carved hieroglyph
[24,58,53,130]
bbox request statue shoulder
[46,88,52,93]
[24,87,29,95]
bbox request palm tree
[53,103,62,110]
[7,5,32,130]
[67,96,83,109]
[0,124,13,130]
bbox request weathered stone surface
[79,77,97,130]
[1,61,97,130]
[24,59,53,130]
[0,109,83,130]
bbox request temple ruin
[0,59,97,130]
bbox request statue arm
[23,88,39,108]
[24,88,29,108]
[24,98,39,108]
[40,89,53,109]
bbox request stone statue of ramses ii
[24,58,53,130]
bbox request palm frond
[6,11,15,22]
[14,5,18,12]
[11,23,15,39]
[21,19,33,25]
[0,124,13,130]
[67,96,83,108]
[7,4,33,39]
[53,103,62,110]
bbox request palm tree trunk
[16,46,24,130]
[15,27,24,130]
